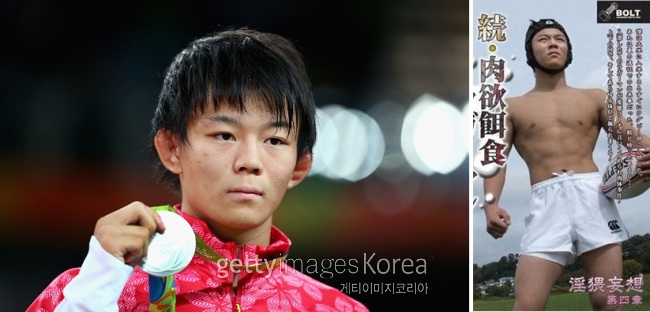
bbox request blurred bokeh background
[0,0,468,310]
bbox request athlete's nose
[234,139,262,175]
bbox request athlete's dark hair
[149,27,316,195]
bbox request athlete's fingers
[488,227,505,239]
[96,224,153,264]
[94,201,166,264]
[487,219,508,239]
[638,164,650,180]
[500,211,512,226]
[96,202,165,237]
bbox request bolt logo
[599,2,618,21]
[608,220,621,233]
[597,1,650,23]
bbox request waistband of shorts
[531,171,600,192]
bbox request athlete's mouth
[228,186,263,196]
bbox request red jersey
[28,205,369,311]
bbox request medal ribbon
[148,205,286,311]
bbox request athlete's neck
[207,217,273,247]
[533,70,568,92]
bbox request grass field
[473,291,650,311]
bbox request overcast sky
[471,0,650,266]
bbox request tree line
[474,233,650,289]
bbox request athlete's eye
[215,133,234,141]
[266,137,286,146]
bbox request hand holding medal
[138,210,196,277]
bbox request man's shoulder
[572,87,607,105]
[504,94,527,107]
[504,88,606,110]
[572,87,606,97]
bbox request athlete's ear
[287,153,313,189]
[154,130,183,174]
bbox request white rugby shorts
[520,171,629,266]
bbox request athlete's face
[532,28,568,70]
[155,98,312,239]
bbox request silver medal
[138,210,196,277]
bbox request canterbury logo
[608,220,621,231]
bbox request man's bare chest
[511,96,598,130]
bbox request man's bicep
[594,88,613,131]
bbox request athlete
[28,27,369,311]
[483,18,650,310]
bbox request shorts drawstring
[552,169,575,177]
